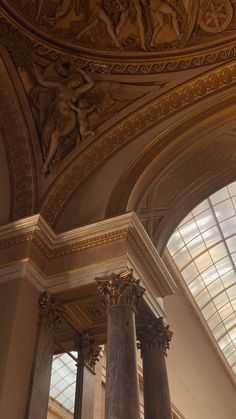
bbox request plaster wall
[165,288,236,419]
[0,278,39,419]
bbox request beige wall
[0,278,39,419]
[165,287,236,419]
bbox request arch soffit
[41,59,236,227]
[106,99,236,254]
[0,46,38,220]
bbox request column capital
[39,292,63,333]
[96,270,145,311]
[137,317,173,356]
[82,334,101,371]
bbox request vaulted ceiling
[0,0,236,243]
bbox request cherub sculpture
[70,99,96,142]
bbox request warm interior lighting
[168,182,236,376]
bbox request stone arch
[106,96,236,255]
[0,46,38,221]
[41,59,236,230]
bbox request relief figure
[70,99,96,142]
[116,0,147,50]
[32,62,95,175]
[145,0,181,47]
[76,0,121,48]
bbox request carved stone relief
[4,0,236,52]
[26,59,164,175]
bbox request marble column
[137,318,173,419]
[27,292,63,419]
[96,270,145,419]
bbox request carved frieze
[3,0,236,53]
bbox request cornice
[0,213,175,302]
[40,59,236,226]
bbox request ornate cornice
[96,270,145,312]
[40,59,236,226]
[137,317,173,356]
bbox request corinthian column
[137,318,173,419]
[96,270,145,419]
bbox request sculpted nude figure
[116,0,147,50]
[70,99,96,142]
[32,62,95,174]
[76,0,121,48]
[146,0,181,47]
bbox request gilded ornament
[137,317,173,356]
[96,269,146,311]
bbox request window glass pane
[229,326,236,341]
[187,235,206,259]
[49,352,77,414]
[167,231,185,255]
[195,209,216,233]
[189,277,205,297]
[192,200,210,216]
[181,263,199,284]
[173,247,192,270]
[194,252,213,273]
[215,257,232,276]
[221,270,236,288]
[212,322,226,340]
[219,303,233,321]
[210,187,229,205]
[179,220,199,243]
[214,291,229,310]
[228,182,236,197]
[218,334,231,350]
[223,342,235,358]
[195,289,211,309]
[226,236,236,253]
[167,182,236,378]
[208,279,224,299]
[209,242,227,263]
[220,217,236,238]
[202,301,216,320]
[202,226,221,248]
[214,200,235,222]
[201,265,219,286]
[208,312,221,330]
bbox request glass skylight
[49,352,77,413]
[167,181,236,376]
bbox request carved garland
[41,60,236,225]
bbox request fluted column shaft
[96,270,145,419]
[138,318,173,419]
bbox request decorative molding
[39,291,64,333]
[82,333,101,371]
[40,60,236,226]
[0,45,36,220]
[137,317,173,356]
[96,269,145,312]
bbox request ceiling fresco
[3,0,236,53]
